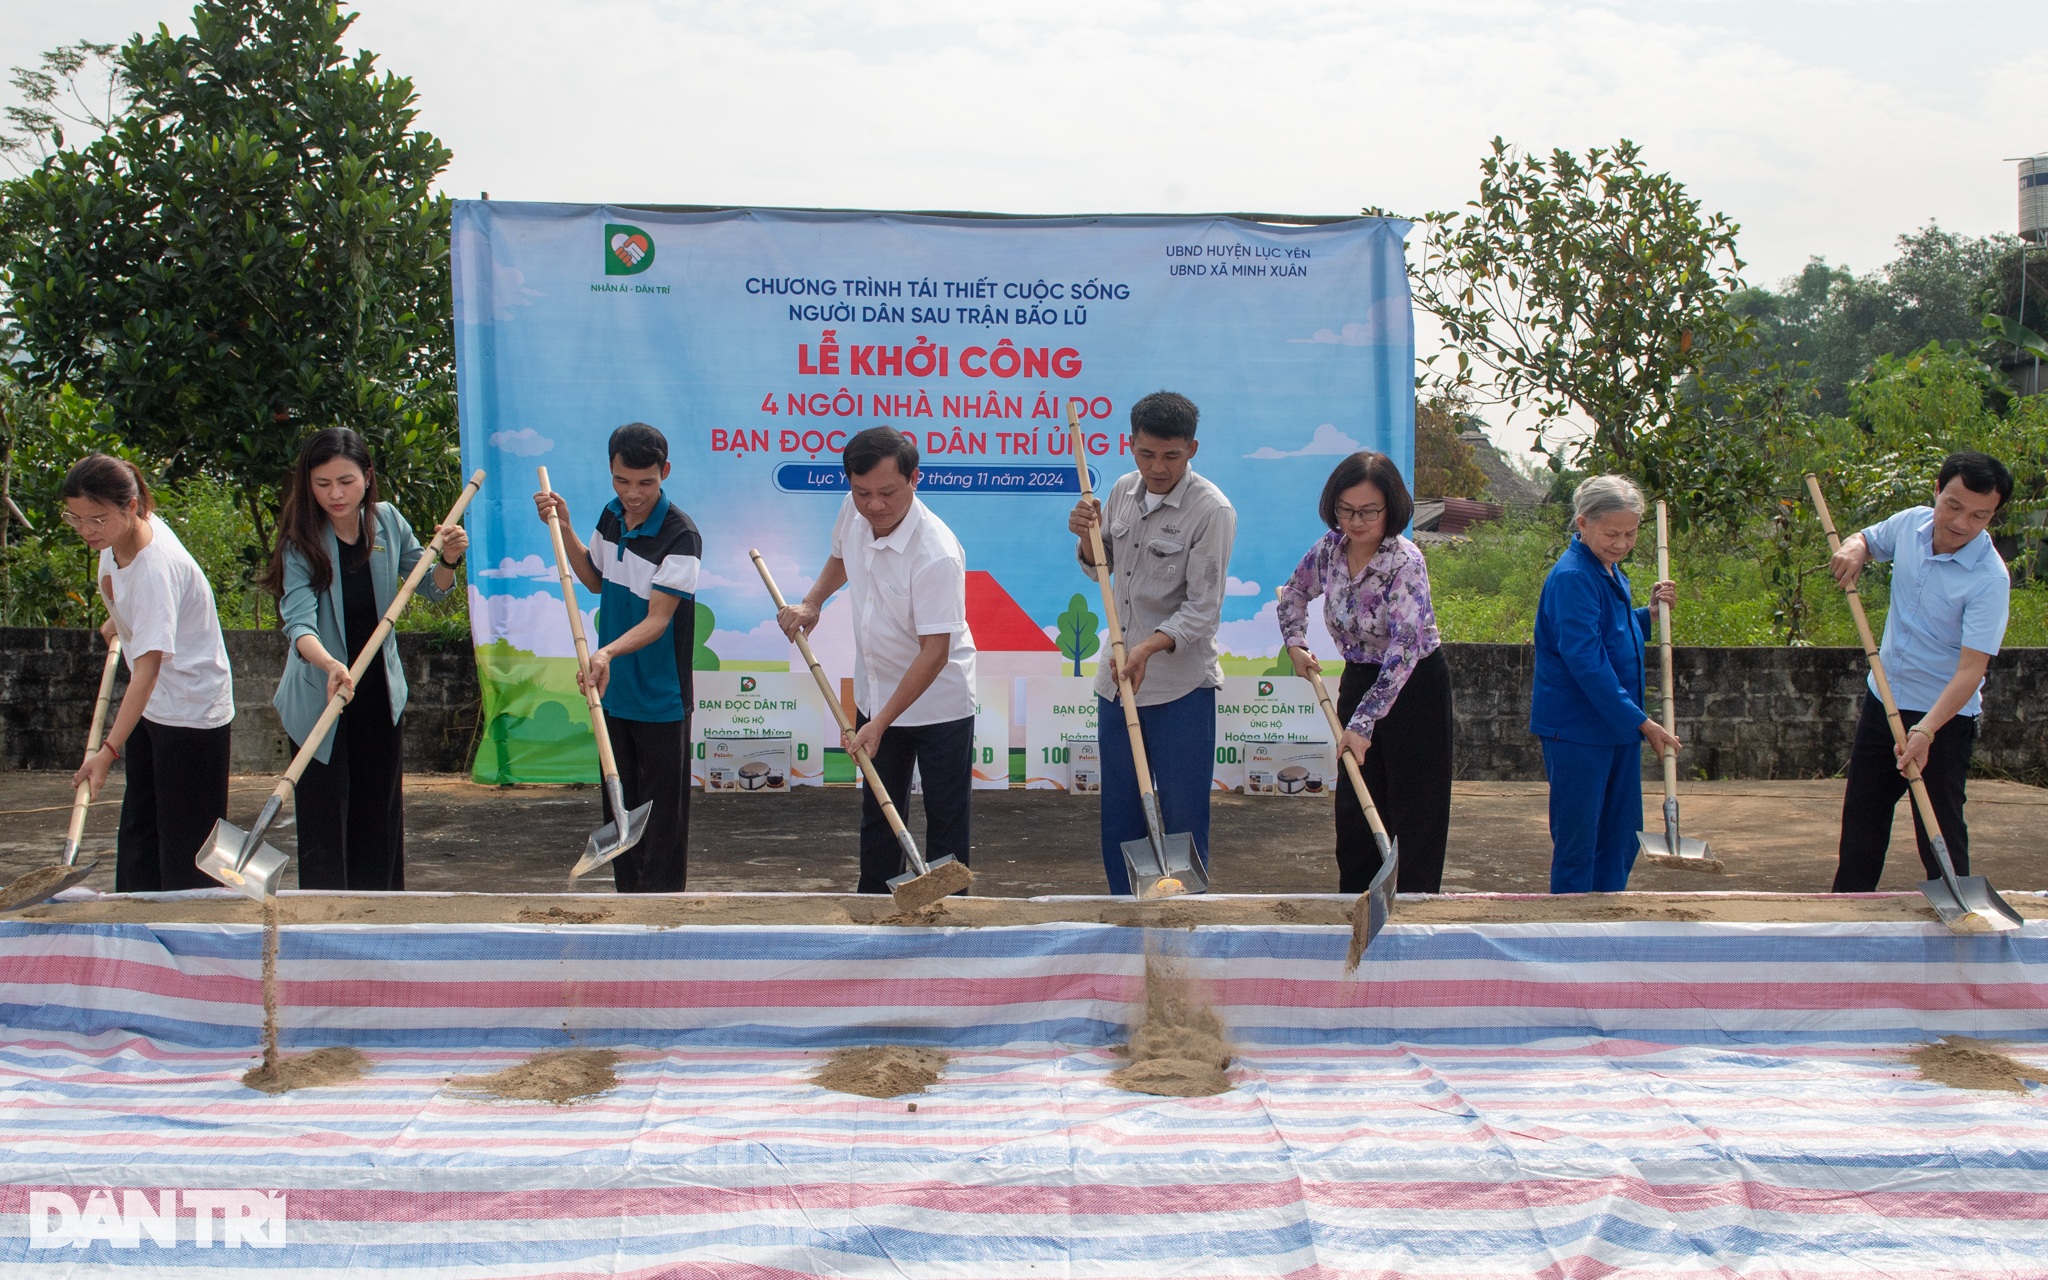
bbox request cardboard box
[1243,739,1333,797]
[703,735,792,794]
[1068,737,1101,794]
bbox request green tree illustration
[1054,593,1100,676]
[692,600,720,671]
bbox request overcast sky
[5,0,2042,451]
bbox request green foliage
[0,0,459,561]
[1412,391,1491,499]
[1054,592,1099,675]
[1424,507,2048,649]
[1731,225,2028,417]
[1384,137,1747,470]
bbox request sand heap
[238,897,370,1094]
[1908,1037,2043,1094]
[813,1046,948,1098]
[452,1049,622,1104]
[1110,953,1233,1098]
[1,865,74,909]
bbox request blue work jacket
[273,504,453,762]
[1529,536,1653,746]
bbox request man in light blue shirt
[1827,452,2012,892]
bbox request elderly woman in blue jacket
[1530,475,1678,893]
[262,429,467,890]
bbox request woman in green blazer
[264,429,468,889]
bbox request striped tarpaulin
[2,893,2045,1276]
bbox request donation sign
[453,205,1412,783]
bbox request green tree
[0,0,458,562]
[1053,593,1099,676]
[1383,137,1746,471]
[1411,391,1490,498]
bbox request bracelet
[1907,726,1930,739]
[440,549,463,568]
[103,739,120,760]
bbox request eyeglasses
[1333,503,1385,525]
[60,511,116,532]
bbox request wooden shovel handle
[1804,474,1947,836]
[1655,501,1679,797]
[1071,402,1158,800]
[1277,589,1388,841]
[276,470,488,796]
[537,466,621,785]
[65,637,124,849]
[748,549,915,842]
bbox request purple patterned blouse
[1276,530,1442,738]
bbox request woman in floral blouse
[1277,451,1453,893]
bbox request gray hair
[1572,474,1646,523]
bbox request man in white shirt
[777,427,978,894]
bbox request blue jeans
[1541,736,1643,893]
[1096,688,1215,895]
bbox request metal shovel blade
[570,793,652,880]
[1918,874,2024,934]
[1122,830,1205,899]
[887,854,975,913]
[0,861,98,914]
[197,819,290,902]
[1345,837,1399,970]
[1637,800,1722,871]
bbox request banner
[453,205,1412,782]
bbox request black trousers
[854,712,973,895]
[600,715,689,893]
[1334,648,1453,895]
[1833,691,1975,892]
[117,717,231,893]
[292,684,405,891]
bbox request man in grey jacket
[1067,390,1236,893]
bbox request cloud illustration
[1245,423,1360,460]
[490,427,554,456]
[1289,295,1411,347]
[1225,576,1261,596]
[478,555,557,580]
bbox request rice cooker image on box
[704,735,792,794]
[1068,738,1101,794]
[1243,739,1331,796]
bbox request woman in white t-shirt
[64,455,235,891]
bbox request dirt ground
[2,772,2043,900]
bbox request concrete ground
[2,773,2044,898]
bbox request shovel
[1071,403,1204,899]
[538,467,654,881]
[1280,589,1396,966]
[200,470,487,900]
[1636,501,1721,871]
[1806,474,2023,933]
[749,549,972,911]
[0,637,123,913]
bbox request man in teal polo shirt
[533,423,702,891]
[1827,451,2012,892]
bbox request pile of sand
[1908,1037,2043,1094]
[1109,954,1232,1098]
[812,1046,948,1098]
[516,906,612,924]
[1,865,74,909]
[242,1047,369,1094]
[451,1049,622,1104]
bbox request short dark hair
[1129,390,1199,442]
[609,422,668,470]
[844,426,919,478]
[1318,450,1414,535]
[1937,451,2012,511]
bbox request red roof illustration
[965,571,1060,652]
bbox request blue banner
[453,205,1412,781]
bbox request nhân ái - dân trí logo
[605,223,655,276]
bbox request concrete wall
[1,629,2039,783]
[0,628,479,775]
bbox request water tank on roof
[2022,155,2048,243]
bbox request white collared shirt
[831,495,978,726]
